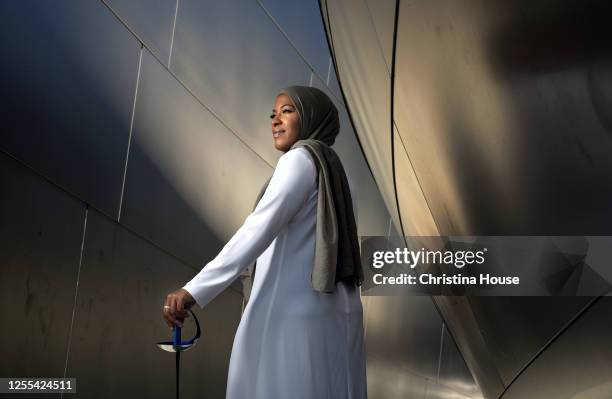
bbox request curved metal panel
[434,297,505,398]
[393,0,612,236]
[311,73,391,236]
[170,0,311,166]
[364,0,395,72]
[0,0,140,217]
[365,295,443,397]
[466,296,593,386]
[121,49,273,266]
[0,153,85,378]
[324,0,401,231]
[105,0,177,63]
[394,127,439,236]
[66,209,243,398]
[328,0,612,396]
[260,0,330,80]
[391,0,612,395]
[502,298,612,399]
[367,356,428,399]
[438,324,483,398]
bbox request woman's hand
[163,288,196,329]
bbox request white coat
[183,147,367,399]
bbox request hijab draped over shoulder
[250,85,363,293]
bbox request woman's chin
[274,140,287,152]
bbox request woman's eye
[270,109,293,119]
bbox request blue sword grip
[172,324,182,346]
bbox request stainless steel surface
[354,178,395,237]
[327,64,344,102]
[364,0,395,72]
[392,0,612,236]
[310,72,389,236]
[120,49,273,266]
[325,0,612,397]
[426,382,480,399]
[0,152,85,378]
[394,127,439,236]
[0,0,140,217]
[260,0,331,79]
[1,0,398,396]
[502,297,612,399]
[67,209,243,398]
[367,356,428,399]
[325,0,401,231]
[170,0,311,166]
[438,324,483,398]
[466,296,593,386]
[104,0,177,63]
[364,291,483,399]
[433,297,504,398]
[366,296,442,381]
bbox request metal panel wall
[324,0,401,231]
[0,0,140,217]
[170,0,312,166]
[104,0,178,63]
[322,1,485,398]
[391,1,612,396]
[502,297,612,398]
[0,152,85,381]
[260,0,331,80]
[325,0,612,397]
[394,128,439,236]
[310,73,388,236]
[120,49,273,266]
[2,1,388,397]
[364,0,395,73]
[66,209,242,398]
[392,0,612,236]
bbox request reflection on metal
[324,0,612,397]
[121,49,272,266]
[2,1,392,397]
[103,0,177,63]
[502,297,612,399]
[393,127,439,236]
[0,0,140,217]
[360,227,481,398]
[0,152,85,379]
[67,209,243,397]
[171,0,311,166]
[259,0,331,79]
[323,0,401,232]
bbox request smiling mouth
[273,130,285,139]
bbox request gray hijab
[250,85,363,293]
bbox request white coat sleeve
[182,148,316,309]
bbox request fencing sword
[156,309,201,399]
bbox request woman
[163,86,367,399]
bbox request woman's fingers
[162,290,193,329]
[162,302,174,328]
[169,295,182,327]
[163,295,179,328]
[176,295,184,313]
[169,295,177,317]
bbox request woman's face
[271,93,301,152]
